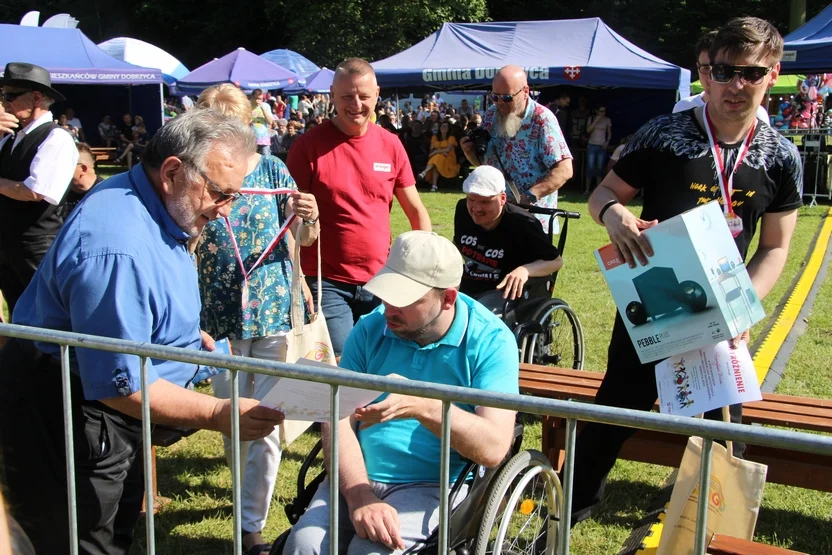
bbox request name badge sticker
[373,162,392,173]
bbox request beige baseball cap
[364,231,463,307]
[463,165,505,197]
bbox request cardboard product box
[595,201,765,364]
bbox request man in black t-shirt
[454,165,562,310]
[573,17,802,525]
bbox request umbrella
[176,47,302,95]
[99,37,189,85]
[284,67,335,94]
[260,48,320,77]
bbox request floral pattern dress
[198,155,298,341]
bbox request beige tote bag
[280,234,337,445]
[657,408,768,555]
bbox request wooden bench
[518,363,832,492]
[90,147,116,162]
[708,533,808,554]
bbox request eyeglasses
[1,90,31,102]
[709,64,772,85]
[696,63,711,75]
[489,88,525,103]
[199,169,241,205]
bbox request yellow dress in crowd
[428,135,460,178]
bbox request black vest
[0,122,68,238]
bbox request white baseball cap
[364,231,463,307]
[463,165,506,197]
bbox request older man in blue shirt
[0,109,285,555]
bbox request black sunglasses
[489,88,525,103]
[199,169,241,205]
[1,90,31,102]
[709,64,771,85]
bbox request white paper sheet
[258,358,381,421]
[655,341,762,417]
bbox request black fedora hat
[0,62,65,102]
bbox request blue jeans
[305,277,381,356]
[586,143,607,180]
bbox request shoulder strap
[492,149,523,203]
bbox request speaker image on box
[625,267,708,326]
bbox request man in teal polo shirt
[285,231,519,555]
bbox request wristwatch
[525,190,538,203]
[302,216,319,226]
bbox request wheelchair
[270,423,563,555]
[479,205,585,370]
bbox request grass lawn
[131,183,832,554]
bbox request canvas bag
[279,233,337,445]
[657,408,768,555]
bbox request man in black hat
[0,62,78,315]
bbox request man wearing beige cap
[454,165,563,310]
[285,230,519,555]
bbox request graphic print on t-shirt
[459,233,504,283]
[613,110,803,259]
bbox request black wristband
[598,200,619,224]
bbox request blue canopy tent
[372,19,689,97]
[283,67,334,94]
[98,37,189,86]
[260,49,320,77]
[781,4,832,73]
[176,48,302,95]
[0,24,164,139]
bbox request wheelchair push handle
[515,204,581,220]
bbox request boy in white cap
[285,230,519,555]
[453,165,563,310]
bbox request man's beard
[495,109,523,138]
[165,193,200,238]
[387,304,444,344]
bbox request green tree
[271,0,489,69]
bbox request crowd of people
[0,15,806,555]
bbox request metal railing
[2,322,832,555]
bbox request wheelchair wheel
[474,450,561,555]
[520,300,585,370]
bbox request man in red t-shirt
[287,58,431,356]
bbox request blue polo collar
[128,164,191,244]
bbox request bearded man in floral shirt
[461,65,573,230]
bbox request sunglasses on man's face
[1,90,31,102]
[489,88,525,103]
[709,64,772,85]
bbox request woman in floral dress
[196,84,319,555]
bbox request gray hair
[143,109,255,179]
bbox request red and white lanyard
[224,187,297,308]
[702,104,756,218]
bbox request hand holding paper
[258,358,380,422]
[354,374,437,428]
